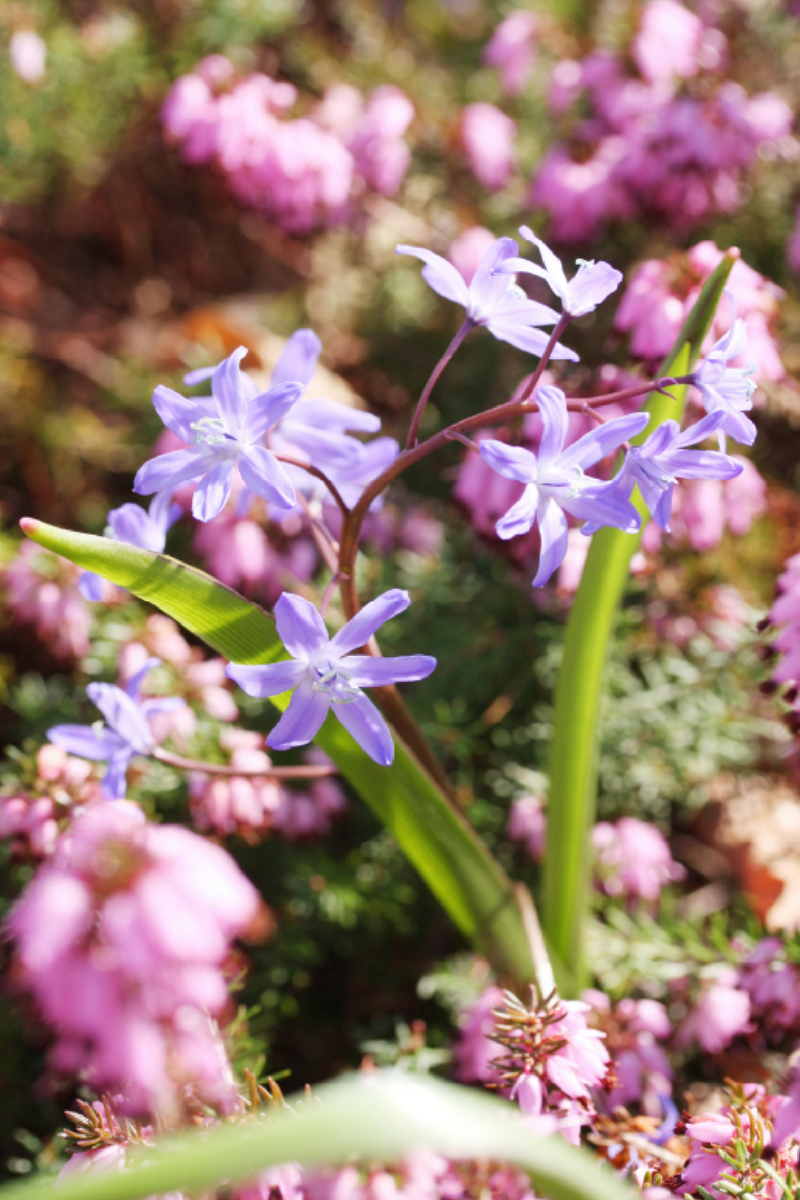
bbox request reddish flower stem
[404,320,473,450]
[154,748,338,780]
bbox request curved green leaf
[0,1070,635,1200]
[21,519,538,989]
[542,250,740,985]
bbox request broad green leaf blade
[542,250,739,985]
[0,1070,635,1200]
[21,519,538,990]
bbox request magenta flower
[497,226,623,317]
[477,386,649,585]
[48,659,185,799]
[482,11,538,96]
[592,817,684,903]
[460,102,517,190]
[677,972,752,1054]
[227,590,436,766]
[396,238,577,360]
[8,800,258,1116]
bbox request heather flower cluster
[161,57,413,232]
[9,800,258,1116]
[531,0,792,241]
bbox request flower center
[191,417,234,447]
[310,659,361,704]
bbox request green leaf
[0,1070,635,1200]
[21,519,538,990]
[542,250,740,985]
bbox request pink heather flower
[9,29,46,83]
[738,939,800,1038]
[194,510,317,601]
[548,59,584,116]
[677,972,752,1054]
[681,1112,737,1195]
[529,139,630,243]
[460,103,517,190]
[632,0,703,86]
[347,86,414,196]
[592,817,684,903]
[507,795,547,860]
[788,207,800,274]
[586,994,673,1116]
[0,745,102,858]
[4,541,96,661]
[771,553,800,693]
[9,801,258,1116]
[557,528,590,595]
[482,11,538,96]
[448,227,497,284]
[398,508,444,558]
[455,985,505,1083]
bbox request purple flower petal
[561,485,641,534]
[637,420,679,461]
[139,697,187,721]
[86,683,155,754]
[673,410,727,448]
[134,446,213,497]
[238,445,296,510]
[183,365,216,386]
[212,346,250,438]
[123,657,160,702]
[666,450,744,481]
[147,490,181,534]
[484,319,579,361]
[496,484,539,540]
[78,571,104,602]
[266,679,330,751]
[330,589,411,656]
[395,246,470,308]
[271,329,322,388]
[101,748,135,800]
[331,692,394,765]
[565,261,623,317]
[279,426,362,471]
[339,654,437,687]
[47,724,122,761]
[226,659,308,697]
[274,593,330,659]
[532,498,568,586]
[192,457,235,522]
[107,504,160,552]
[536,386,569,468]
[470,237,520,320]
[559,412,650,472]
[478,439,536,483]
[152,386,213,443]
[289,397,381,434]
[243,383,302,442]
[653,484,675,531]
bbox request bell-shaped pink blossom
[460,103,517,190]
[482,11,538,96]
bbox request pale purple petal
[491,294,561,325]
[47,724,122,761]
[139,697,186,721]
[226,660,308,697]
[270,329,322,388]
[497,256,551,282]
[561,486,641,534]
[78,572,104,602]
[339,654,437,687]
[330,589,411,656]
[637,420,679,460]
[536,386,569,468]
[192,458,235,522]
[478,439,536,483]
[152,385,212,443]
[238,445,297,510]
[107,504,163,552]
[134,446,214,496]
[274,593,330,659]
[565,261,623,317]
[673,410,727,448]
[290,397,381,434]
[211,346,250,438]
[332,692,394,765]
[280,426,362,471]
[469,237,520,318]
[496,484,539,539]
[86,683,154,754]
[267,680,330,751]
[718,408,757,446]
[533,498,569,586]
[666,450,744,481]
[559,412,650,471]
[485,319,579,360]
[183,365,216,386]
[519,225,568,293]
[123,657,160,702]
[243,383,302,442]
[101,748,135,800]
[653,484,675,530]
[395,246,471,308]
